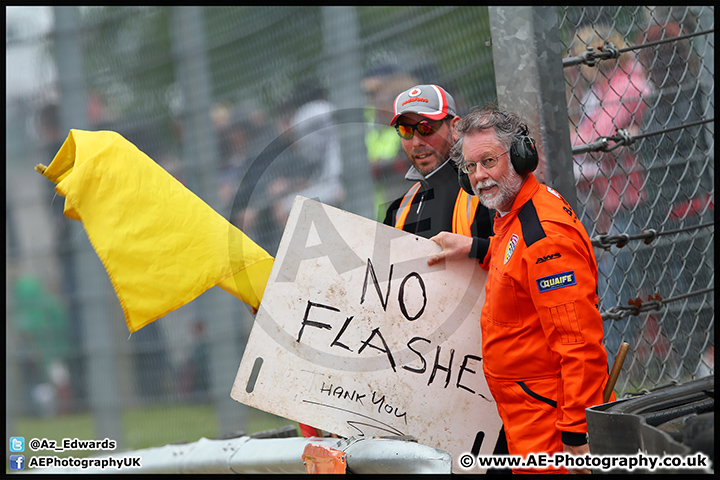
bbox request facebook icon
[10,454,25,470]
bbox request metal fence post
[171,6,247,437]
[488,6,578,210]
[53,5,123,446]
[321,6,374,220]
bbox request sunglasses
[395,118,448,140]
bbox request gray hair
[451,104,530,166]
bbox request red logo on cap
[408,88,422,97]
[401,97,429,106]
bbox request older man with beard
[428,105,611,474]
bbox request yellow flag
[36,129,274,333]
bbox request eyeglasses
[460,151,509,174]
[395,118,447,140]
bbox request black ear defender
[458,167,474,195]
[457,125,539,195]
[509,123,539,175]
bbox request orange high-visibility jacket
[479,174,609,442]
[395,184,479,236]
[383,160,493,240]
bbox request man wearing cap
[383,85,494,247]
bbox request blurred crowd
[13,54,439,415]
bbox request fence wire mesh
[559,6,714,392]
[5,6,713,450]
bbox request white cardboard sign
[231,197,502,473]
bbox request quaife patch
[536,271,576,293]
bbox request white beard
[473,167,524,211]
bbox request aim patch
[537,271,577,293]
[504,233,519,265]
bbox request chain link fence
[559,6,714,393]
[6,6,713,450]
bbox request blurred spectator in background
[362,63,419,218]
[698,345,714,378]
[217,100,276,216]
[570,25,651,236]
[637,21,713,229]
[179,320,210,401]
[568,25,651,365]
[228,93,304,255]
[231,80,345,256]
[634,17,714,378]
[12,275,72,416]
[281,85,346,217]
[36,101,87,412]
[217,106,258,213]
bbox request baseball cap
[390,84,456,125]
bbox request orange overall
[479,175,611,473]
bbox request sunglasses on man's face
[395,118,447,140]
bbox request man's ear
[449,115,461,141]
